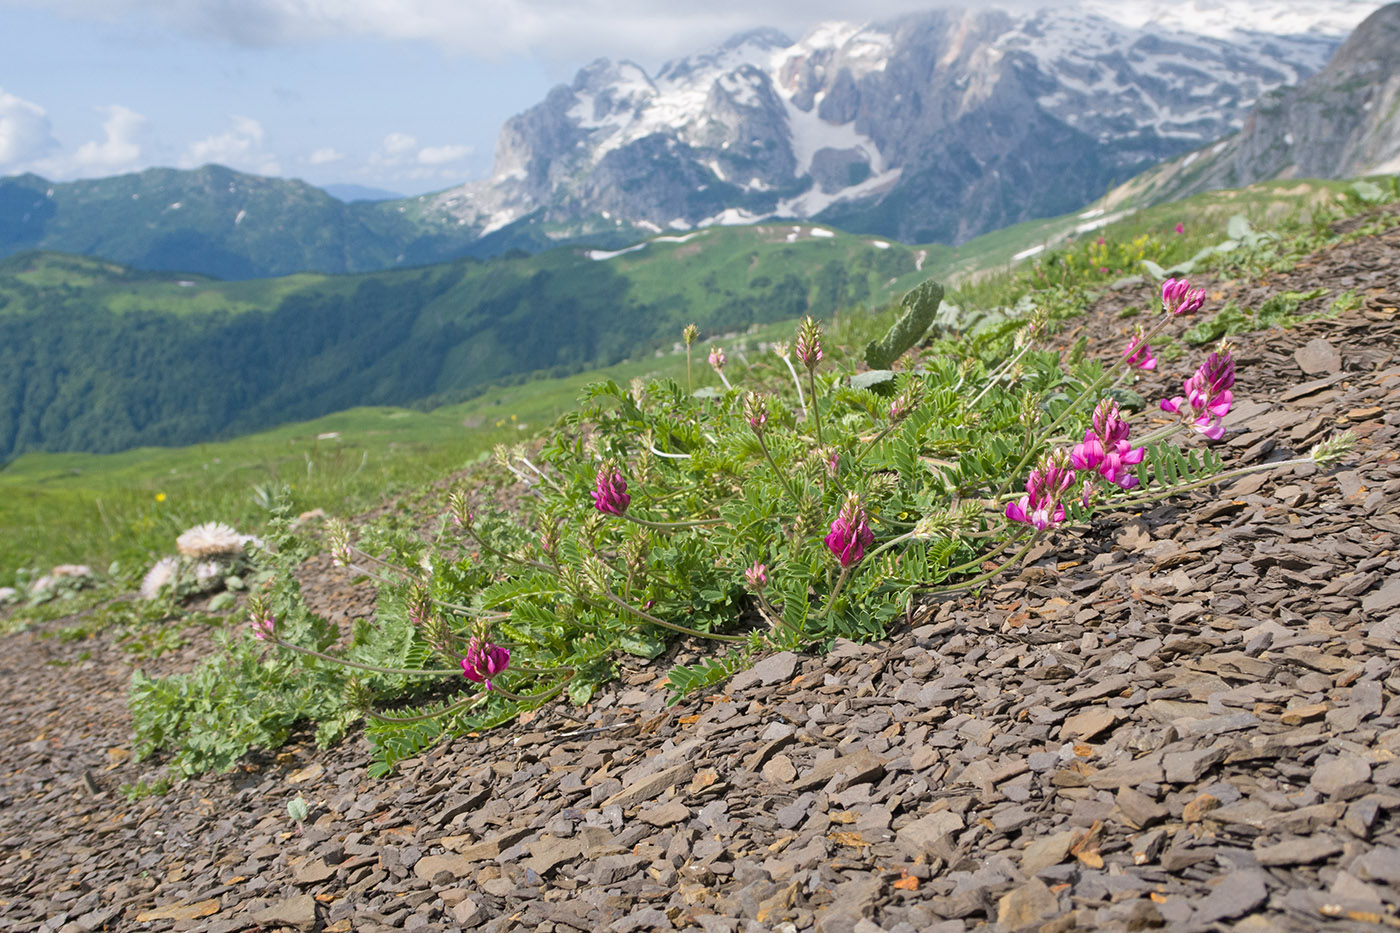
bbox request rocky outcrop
[1107,2,1400,209]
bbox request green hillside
[0,225,923,459]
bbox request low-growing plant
[124,260,1356,786]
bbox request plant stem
[808,369,823,445]
[597,591,747,643]
[366,692,487,724]
[270,638,463,676]
[1110,454,1315,509]
[924,530,1042,593]
[821,566,851,615]
[717,370,733,391]
[781,353,808,418]
[969,341,1033,408]
[622,513,726,530]
[756,433,805,501]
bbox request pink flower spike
[1174,222,1185,234]
[1161,349,1235,439]
[1124,331,1156,370]
[1007,451,1076,531]
[1161,277,1207,315]
[745,562,769,592]
[461,637,511,690]
[708,346,726,371]
[592,460,631,516]
[825,493,875,567]
[251,613,276,641]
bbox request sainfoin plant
[132,271,1354,780]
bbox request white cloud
[23,0,1085,64]
[0,87,59,168]
[417,143,471,165]
[307,146,345,165]
[382,132,417,157]
[69,104,145,172]
[182,115,280,175]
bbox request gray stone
[638,800,691,827]
[253,894,317,931]
[1354,846,1400,885]
[1163,745,1227,784]
[1294,338,1341,375]
[1362,576,1400,614]
[1253,836,1342,866]
[1193,871,1268,925]
[1020,831,1076,876]
[1310,755,1372,798]
[895,809,964,858]
[451,897,484,927]
[601,763,696,809]
[594,854,646,885]
[996,879,1059,929]
[730,652,801,691]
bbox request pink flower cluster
[825,494,875,567]
[592,461,631,516]
[1071,399,1145,490]
[1161,277,1206,316]
[460,637,510,690]
[1161,350,1235,440]
[1006,451,1076,531]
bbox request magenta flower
[825,493,875,567]
[460,637,511,690]
[1161,278,1206,316]
[1124,329,1157,370]
[592,460,631,515]
[1006,451,1076,530]
[250,613,276,641]
[745,562,769,593]
[1160,350,1235,440]
[1174,222,1185,235]
[1071,399,1145,489]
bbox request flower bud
[744,562,769,593]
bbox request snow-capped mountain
[1105,2,1400,208]
[411,4,1362,245]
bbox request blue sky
[0,0,1378,197]
[0,0,949,196]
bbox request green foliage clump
[125,257,1355,787]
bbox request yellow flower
[155,492,166,502]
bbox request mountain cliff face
[1105,2,1400,208]
[415,7,1340,245]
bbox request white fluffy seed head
[140,557,178,600]
[177,522,246,558]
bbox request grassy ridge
[0,225,922,460]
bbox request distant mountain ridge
[0,165,648,280]
[0,4,1364,278]
[1103,2,1400,208]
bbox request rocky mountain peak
[420,4,1366,247]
